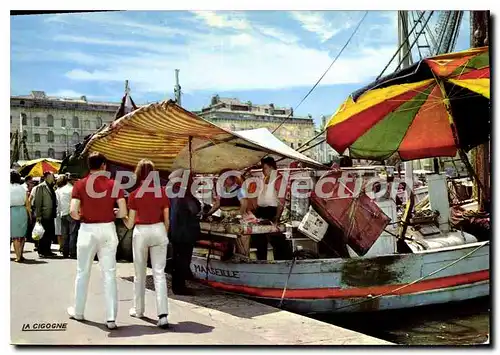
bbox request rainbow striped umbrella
[326,46,490,161]
[18,158,61,177]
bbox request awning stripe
[83,100,324,173]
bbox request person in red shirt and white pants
[67,153,127,330]
[124,159,170,328]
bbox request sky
[11,10,472,126]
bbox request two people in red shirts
[67,153,172,330]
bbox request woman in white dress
[11,170,31,262]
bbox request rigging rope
[377,11,427,80]
[272,11,369,134]
[395,11,435,72]
[410,11,424,60]
[292,11,439,159]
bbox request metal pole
[19,113,23,161]
[321,116,327,163]
[398,11,414,200]
[470,10,490,211]
[188,135,192,172]
[174,69,182,106]
[65,127,69,156]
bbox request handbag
[32,221,45,241]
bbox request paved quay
[11,243,392,345]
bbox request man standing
[34,172,57,258]
[58,174,78,258]
[67,153,127,330]
[168,170,201,295]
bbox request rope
[272,11,369,134]
[377,11,427,80]
[410,11,424,60]
[394,11,435,72]
[333,242,487,311]
[278,255,297,308]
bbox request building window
[34,133,40,143]
[48,148,55,158]
[84,120,90,129]
[20,100,25,106]
[34,116,40,127]
[47,114,54,127]
[72,132,80,144]
[60,134,67,143]
[61,118,66,128]
[291,143,294,149]
[35,150,41,159]
[72,116,79,128]
[96,117,102,128]
[21,113,27,125]
[10,115,12,124]
[47,131,54,143]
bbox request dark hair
[88,152,107,170]
[260,156,277,170]
[43,171,54,178]
[10,170,21,184]
[24,175,33,183]
[56,175,68,188]
[134,159,155,182]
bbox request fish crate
[298,205,328,242]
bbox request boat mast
[470,11,490,212]
[398,11,414,197]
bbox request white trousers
[73,222,118,321]
[132,223,169,317]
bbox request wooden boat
[67,98,489,315]
[191,240,489,314]
[190,169,490,314]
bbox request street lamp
[64,126,69,157]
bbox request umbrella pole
[433,158,440,174]
[188,136,193,172]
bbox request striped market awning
[83,100,324,174]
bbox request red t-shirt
[128,183,170,225]
[72,174,124,224]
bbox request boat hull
[190,242,489,314]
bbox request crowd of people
[11,152,291,331]
[10,170,79,261]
